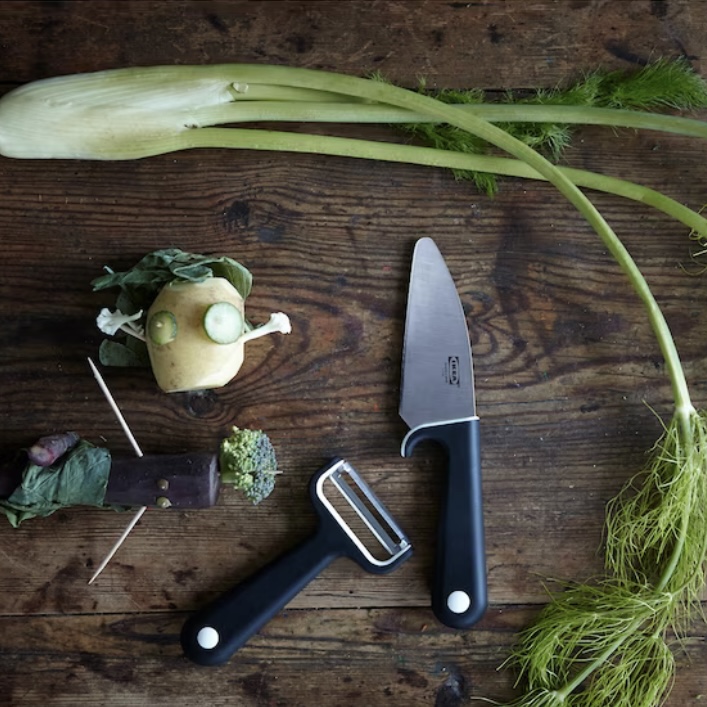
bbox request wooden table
[0,1,705,705]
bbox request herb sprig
[399,57,707,194]
[505,410,707,706]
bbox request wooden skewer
[86,357,147,585]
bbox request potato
[145,277,246,392]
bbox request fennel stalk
[1,62,706,234]
[0,61,706,705]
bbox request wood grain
[0,1,706,705]
[0,608,705,706]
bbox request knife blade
[399,236,487,629]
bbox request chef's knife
[399,237,486,629]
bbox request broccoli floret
[243,471,276,505]
[219,426,279,504]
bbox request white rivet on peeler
[447,590,471,614]
[197,626,220,650]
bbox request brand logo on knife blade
[446,356,461,386]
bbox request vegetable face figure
[93,249,291,393]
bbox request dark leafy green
[92,248,253,313]
[0,441,112,527]
[98,337,151,368]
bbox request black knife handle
[180,529,338,666]
[402,417,487,629]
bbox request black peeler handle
[181,529,337,666]
[403,417,487,629]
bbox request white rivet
[447,590,471,614]
[196,626,220,650]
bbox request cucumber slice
[147,310,177,345]
[203,302,244,344]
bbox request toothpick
[87,357,147,584]
[87,357,143,458]
[88,506,147,585]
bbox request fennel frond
[399,57,707,194]
[507,409,707,706]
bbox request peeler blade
[315,459,412,570]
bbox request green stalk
[182,64,693,413]
[656,502,692,595]
[197,100,707,140]
[556,615,651,701]
[222,83,367,103]
[180,126,707,238]
[465,104,707,139]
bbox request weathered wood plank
[0,133,705,612]
[0,1,706,705]
[0,0,704,87]
[0,147,702,604]
[0,608,705,706]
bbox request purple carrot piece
[26,431,80,467]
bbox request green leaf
[0,441,112,527]
[92,248,253,310]
[397,58,707,195]
[98,338,149,367]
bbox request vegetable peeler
[180,457,413,666]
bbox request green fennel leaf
[399,58,707,195]
[593,57,707,110]
[506,410,707,706]
[604,409,707,626]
